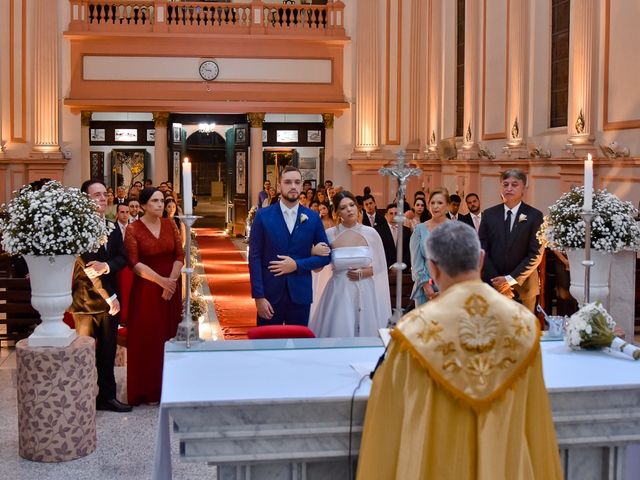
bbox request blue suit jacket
[249,203,330,305]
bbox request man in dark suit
[362,194,386,228]
[69,179,131,412]
[446,194,462,221]
[376,203,411,273]
[249,166,331,326]
[458,193,480,230]
[478,169,544,312]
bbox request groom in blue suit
[249,166,331,326]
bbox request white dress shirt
[280,201,299,234]
[503,202,522,286]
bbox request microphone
[369,349,387,380]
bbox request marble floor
[0,352,217,480]
[0,244,221,479]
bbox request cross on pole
[379,150,423,327]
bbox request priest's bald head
[425,221,485,293]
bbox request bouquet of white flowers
[537,186,640,253]
[0,180,109,258]
[565,302,640,360]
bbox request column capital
[153,112,170,128]
[247,113,266,128]
[322,113,335,129]
[80,111,93,127]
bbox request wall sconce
[478,144,496,160]
[529,146,551,159]
[599,141,630,159]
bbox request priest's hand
[268,255,297,276]
[255,298,274,320]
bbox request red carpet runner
[196,228,256,339]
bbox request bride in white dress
[310,191,391,337]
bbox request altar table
[153,338,640,480]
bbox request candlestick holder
[173,214,202,348]
[380,151,422,327]
[580,210,597,304]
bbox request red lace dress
[124,218,184,405]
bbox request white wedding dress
[310,224,391,338]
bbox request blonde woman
[409,188,451,306]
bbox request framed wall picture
[90,128,105,142]
[89,151,105,179]
[307,130,322,143]
[262,130,268,143]
[235,151,246,194]
[114,128,138,142]
[298,157,317,169]
[172,124,182,144]
[173,151,181,194]
[276,130,298,143]
[146,129,155,142]
[235,127,247,145]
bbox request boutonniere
[518,214,527,223]
[300,213,308,224]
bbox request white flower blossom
[0,180,108,257]
[537,186,640,254]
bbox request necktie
[285,209,295,233]
[505,210,512,237]
[369,214,375,226]
[391,225,398,245]
[472,215,480,231]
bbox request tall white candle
[183,157,193,215]
[583,153,593,211]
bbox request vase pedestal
[16,336,97,462]
[566,249,637,341]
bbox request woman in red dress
[124,188,184,405]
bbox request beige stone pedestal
[16,336,97,462]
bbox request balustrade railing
[68,1,345,36]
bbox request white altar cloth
[153,339,640,480]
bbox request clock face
[199,61,219,81]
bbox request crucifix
[379,150,423,327]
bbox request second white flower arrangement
[537,186,640,253]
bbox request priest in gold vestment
[357,222,562,480]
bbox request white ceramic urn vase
[23,254,77,347]
[566,249,612,306]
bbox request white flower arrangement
[537,186,640,253]
[300,213,308,224]
[0,180,109,257]
[565,301,639,360]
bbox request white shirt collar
[471,212,482,219]
[504,202,521,216]
[279,200,299,218]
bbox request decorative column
[31,0,61,157]
[354,0,380,153]
[80,111,92,181]
[461,0,481,158]
[407,0,428,153]
[505,0,529,158]
[426,0,443,159]
[247,112,265,208]
[322,113,335,182]
[567,0,597,150]
[153,112,169,185]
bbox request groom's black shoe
[97,398,133,413]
